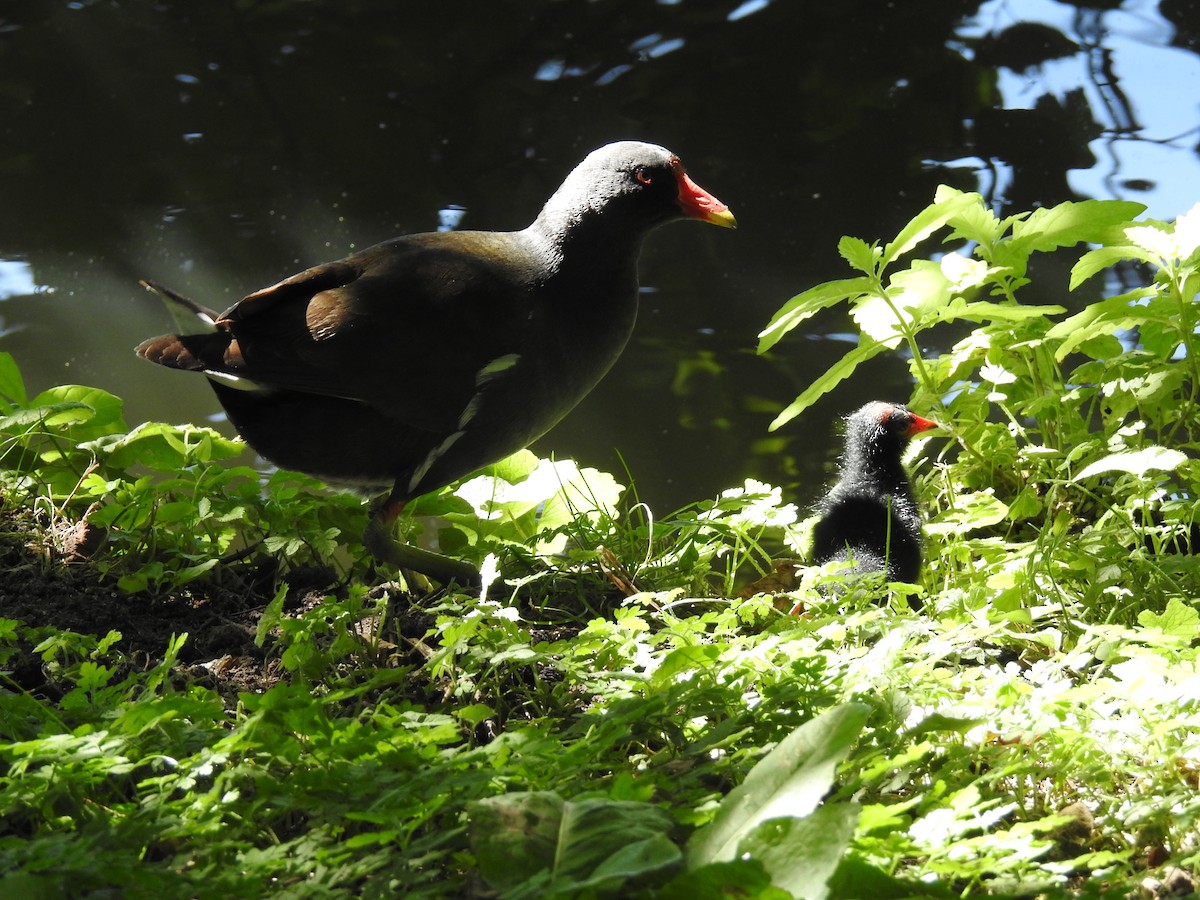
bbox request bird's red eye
[635,168,653,185]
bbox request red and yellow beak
[903,414,940,438]
[672,158,736,228]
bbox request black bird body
[811,402,938,583]
[135,142,735,575]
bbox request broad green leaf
[32,385,125,439]
[1069,244,1149,290]
[573,834,682,893]
[938,252,994,291]
[882,190,980,265]
[1073,446,1187,481]
[942,194,1005,246]
[1137,597,1200,641]
[769,339,888,431]
[851,261,951,342]
[1046,288,1159,361]
[906,712,988,737]
[454,703,496,728]
[758,277,873,354]
[1125,222,1176,260]
[0,402,93,434]
[85,422,244,470]
[837,236,880,274]
[935,298,1066,325]
[469,791,564,891]
[453,456,623,547]
[1173,201,1200,260]
[1010,199,1146,253]
[738,803,860,900]
[476,448,541,485]
[169,559,219,587]
[687,702,870,868]
[925,490,1009,535]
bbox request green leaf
[935,298,1066,325]
[0,352,27,409]
[659,859,786,900]
[827,853,955,900]
[757,277,873,354]
[942,193,1005,246]
[1073,446,1188,481]
[738,803,860,900]
[1010,199,1146,253]
[882,190,980,265]
[1137,598,1200,641]
[1046,288,1159,361]
[1069,244,1149,290]
[837,236,880,274]
[769,340,887,431]
[851,261,952,342]
[31,385,126,440]
[687,703,871,868]
[925,490,1009,536]
[85,422,244,470]
[455,703,495,728]
[255,583,289,648]
[0,401,93,434]
[469,793,677,895]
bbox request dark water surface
[2,0,1198,511]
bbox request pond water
[2,0,1198,512]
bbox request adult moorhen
[811,401,938,586]
[136,141,736,583]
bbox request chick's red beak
[903,414,940,438]
[672,158,736,228]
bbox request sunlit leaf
[925,490,1009,535]
[1069,245,1149,290]
[1073,446,1187,480]
[1046,288,1159,361]
[1011,199,1145,252]
[1125,222,1176,261]
[935,299,1066,325]
[1173,201,1200,260]
[768,339,887,431]
[1137,598,1200,641]
[757,277,873,354]
[837,236,880,274]
[852,261,950,341]
[882,190,979,264]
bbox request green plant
[760,190,1200,620]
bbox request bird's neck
[842,446,909,494]
[525,207,651,287]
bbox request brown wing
[208,232,540,433]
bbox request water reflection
[1,0,1197,510]
[0,260,40,301]
[437,205,467,232]
[956,0,1200,216]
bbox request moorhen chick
[136,141,736,583]
[811,401,938,586]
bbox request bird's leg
[362,489,481,587]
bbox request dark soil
[0,513,349,700]
[0,505,601,718]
